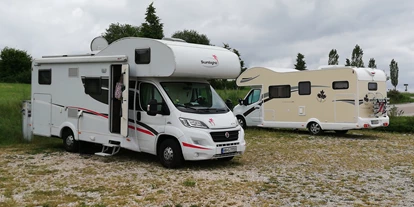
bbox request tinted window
[84,78,101,95]
[333,81,349,90]
[39,69,51,85]
[368,82,377,91]
[135,48,150,64]
[269,85,291,98]
[298,81,311,95]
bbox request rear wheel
[62,129,78,152]
[308,122,323,135]
[158,139,184,169]
[237,116,247,129]
[335,130,348,134]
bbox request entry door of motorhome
[109,64,129,137]
[134,82,166,153]
[242,89,262,126]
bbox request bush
[387,90,413,104]
[375,116,414,133]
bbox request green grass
[0,83,31,145]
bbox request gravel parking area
[0,130,414,206]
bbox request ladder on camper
[95,143,121,156]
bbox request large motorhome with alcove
[22,37,245,168]
[233,66,389,135]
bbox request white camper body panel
[29,37,245,166]
[234,66,389,134]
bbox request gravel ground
[0,130,414,207]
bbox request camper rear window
[38,69,51,85]
[333,81,349,90]
[135,48,151,64]
[298,81,311,95]
[269,85,291,98]
[368,82,377,91]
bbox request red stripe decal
[182,142,210,150]
[67,106,108,118]
[68,106,154,136]
[128,125,154,136]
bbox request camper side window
[139,83,164,112]
[333,81,349,90]
[38,69,51,85]
[298,81,311,95]
[246,89,261,105]
[83,77,101,95]
[269,85,291,98]
[135,48,151,64]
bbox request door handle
[254,106,260,109]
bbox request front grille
[210,130,239,142]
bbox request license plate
[371,120,379,124]
[221,146,237,154]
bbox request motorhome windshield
[161,82,229,114]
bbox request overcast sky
[1,0,413,91]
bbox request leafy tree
[368,58,377,69]
[345,58,351,66]
[350,44,364,67]
[0,47,32,83]
[172,30,210,45]
[140,2,164,39]
[210,43,247,90]
[102,23,141,44]
[328,49,339,65]
[390,59,399,90]
[223,43,247,73]
[294,53,307,70]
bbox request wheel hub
[163,147,174,161]
[66,135,74,146]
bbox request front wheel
[237,116,247,129]
[62,129,78,152]
[308,122,323,135]
[158,139,184,169]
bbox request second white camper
[233,66,389,134]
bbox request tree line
[294,44,400,90]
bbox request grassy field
[0,83,31,145]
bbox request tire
[62,129,78,152]
[158,139,184,169]
[335,130,348,135]
[308,122,323,135]
[218,156,234,162]
[237,116,247,129]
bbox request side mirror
[238,98,243,105]
[225,99,233,110]
[242,99,248,106]
[147,99,157,116]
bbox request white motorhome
[23,37,246,168]
[233,66,389,134]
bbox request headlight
[179,117,209,129]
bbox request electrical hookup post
[22,100,33,141]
